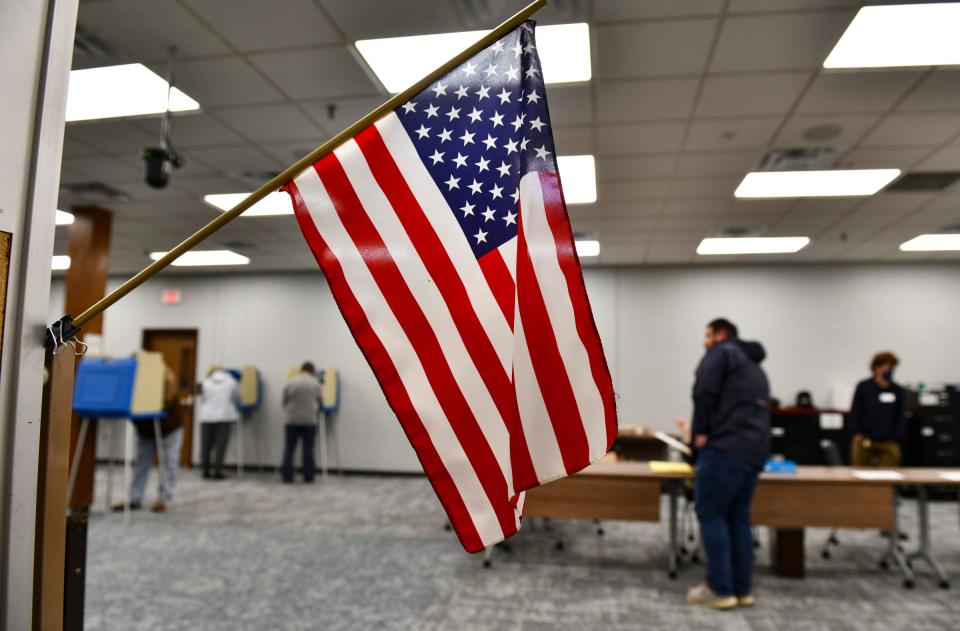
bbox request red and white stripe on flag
[282,22,616,553]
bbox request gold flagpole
[67,0,546,330]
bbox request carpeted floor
[83,467,960,630]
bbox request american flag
[283,21,616,553]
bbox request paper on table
[938,471,960,482]
[649,461,693,474]
[852,470,904,481]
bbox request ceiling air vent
[885,172,960,192]
[758,148,839,172]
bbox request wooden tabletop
[575,461,960,486]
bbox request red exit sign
[162,289,182,305]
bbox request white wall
[49,263,960,473]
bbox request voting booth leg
[907,486,950,589]
[329,412,341,474]
[318,415,328,481]
[123,422,133,525]
[236,415,244,478]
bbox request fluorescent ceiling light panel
[557,155,597,204]
[575,239,600,257]
[734,170,900,198]
[355,23,591,92]
[51,255,71,270]
[66,63,200,122]
[149,250,250,266]
[55,210,74,226]
[824,3,960,69]
[899,234,960,252]
[204,192,293,217]
[697,237,810,255]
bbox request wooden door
[142,329,198,466]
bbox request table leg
[907,486,950,589]
[668,481,679,579]
[881,489,914,589]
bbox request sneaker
[111,502,141,512]
[736,594,755,607]
[687,584,736,610]
[150,500,167,513]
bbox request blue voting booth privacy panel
[73,356,166,420]
[73,357,136,418]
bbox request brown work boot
[150,500,167,513]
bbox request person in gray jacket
[281,362,324,483]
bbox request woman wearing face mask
[847,351,905,467]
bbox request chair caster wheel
[596,528,604,536]
[906,561,913,570]
[879,560,889,570]
[903,579,915,590]
[692,553,701,564]
[822,550,831,560]
[679,546,688,555]
[483,560,491,568]
[668,570,677,580]
[939,580,950,590]
[555,541,564,551]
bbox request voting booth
[70,351,167,519]
[223,365,262,476]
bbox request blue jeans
[130,426,183,504]
[281,424,317,482]
[694,446,759,597]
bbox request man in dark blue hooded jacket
[687,318,771,610]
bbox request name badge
[879,392,896,404]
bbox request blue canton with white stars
[395,21,557,259]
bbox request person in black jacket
[847,351,905,467]
[687,318,771,610]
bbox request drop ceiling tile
[696,73,810,118]
[795,71,921,114]
[859,192,938,213]
[186,0,341,51]
[597,122,686,155]
[596,78,698,123]
[915,145,960,171]
[190,145,283,173]
[172,174,249,196]
[841,146,931,170]
[260,138,329,166]
[730,0,862,11]
[594,0,724,20]
[61,155,140,180]
[600,155,676,180]
[596,19,716,79]
[61,133,100,158]
[900,70,960,113]
[710,12,852,73]
[674,151,760,177]
[250,47,379,101]
[64,120,156,154]
[774,114,878,148]
[318,0,461,39]
[861,114,960,147]
[791,197,861,215]
[300,96,384,135]
[77,0,230,61]
[670,177,740,199]
[552,126,595,155]
[536,85,593,126]
[684,118,780,151]
[603,180,671,201]
[170,58,285,108]
[215,105,323,142]
[137,113,244,148]
[662,199,729,215]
